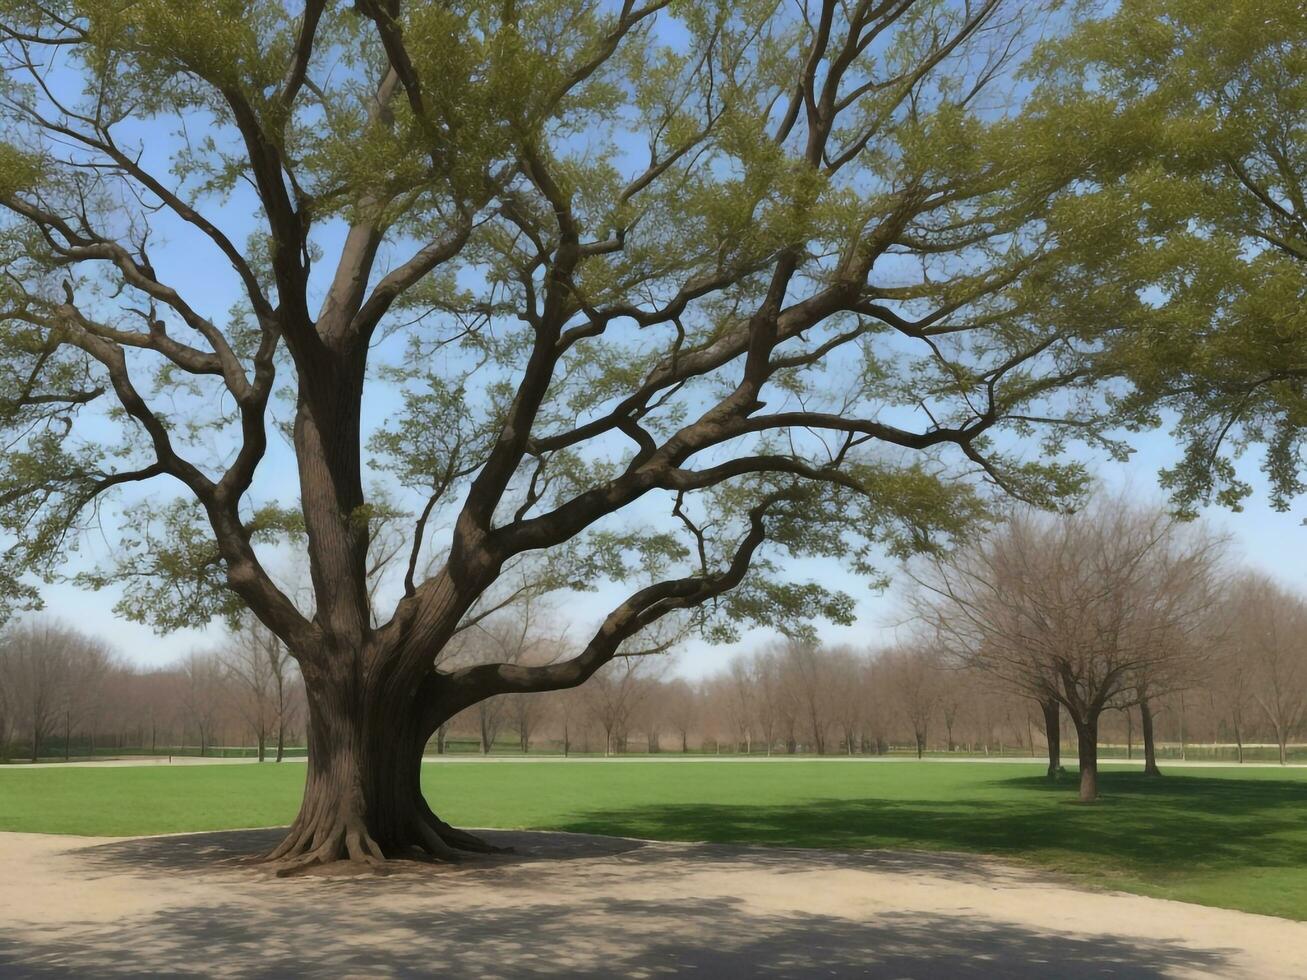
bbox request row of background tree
[3,502,1303,769]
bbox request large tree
[0,0,1126,867]
[1038,0,1307,514]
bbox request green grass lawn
[2,760,1304,920]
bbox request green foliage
[0,0,1202,648]
[1036,0,1307,513]
[73,500,244,631]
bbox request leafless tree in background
[882,646,943,759]
[911,500,1227,800]
[180,652,225,757]
[0,621,110,761]
[778,640,834,755]
[57,639,112,761]
[1229,576,1307,765]
[663,678,701,753]
[723,655,756,754]
[223,615,301,762]
[583,656,669,756]
[826,647,865,755]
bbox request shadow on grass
[552,771,1307,879]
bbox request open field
[3,760,1305,920]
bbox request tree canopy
[0,0,1120,653]
[1038,0,1307,514]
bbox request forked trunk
[1041,698,1060,779]
[1074,714,1099,802]
[1140,698,1161,777]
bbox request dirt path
[1,829,1304,978]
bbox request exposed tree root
[432,819,512,855]
[417,796,513,855]
[263,805,510,875]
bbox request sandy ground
[1,830,1305,979]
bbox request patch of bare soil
[1,829,1304,978]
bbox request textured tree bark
[1041,698,1061,779]
[1074,715,1099,802]
[262,659,502,873]
[1140,698,1162,777]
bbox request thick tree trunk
[1041,698,1060,780]
[1074,714,1099,802]
[264,667,503,873]
[1140,698,1161,777]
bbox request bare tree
[222,615,300,762]
[1207,610,1256,764]
[57,637,113,760]
[911,500,1226,800]
[826,647,865,755]
[505,692,546,754]
[1230,576,1307,765]
[881,646,942,758]
[1,621,86,761]
[723,655,756,754]
[583,657,668,756]
[778,640,833,755]
[180,651,225,757]
[663,679,700,753]
[0,640,12,759]
[447,598,559,754]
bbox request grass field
[2,760,1304,920]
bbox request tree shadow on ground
[552,771,1307,881]
[0,879,1236,979]
[78,827,647,878]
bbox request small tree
[663,678,700,754]
[881,646,942,759]
[180,651,224,757]
[1231,576,1307,765]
